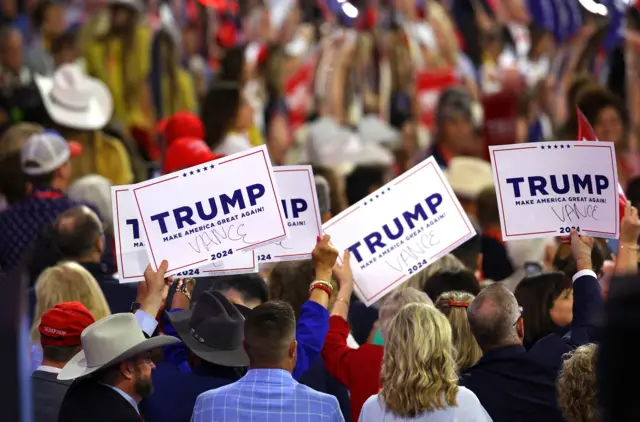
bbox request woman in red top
[322,251,434,421]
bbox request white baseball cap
[21,131,82,176]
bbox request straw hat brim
[57,335,179,381]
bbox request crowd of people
[1,0,640,421]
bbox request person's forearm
[575,258,593,273]
[615,244,639,275]
[331,286,353,320]
[308,267,332,308]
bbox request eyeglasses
[513,306,523,327]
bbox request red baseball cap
[157,112,205,147]
[39,302,95,347]
[163,137,222,175]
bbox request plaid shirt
[192,369,344,422]
[0,187,84,271]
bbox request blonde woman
[322,264,434,422]
[30,262,111,372]
[435,292,483,373]
[359,303,492,421]
[556,344,599,422]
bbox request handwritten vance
[188,223,254,254]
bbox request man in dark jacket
[31,302,95,422]
[57,260,180,422]
[52,205,137,313]
[140,291,249,422]
[460,230,601,422]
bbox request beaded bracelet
[311,283,333,297]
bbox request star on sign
[210,164,215,169]
[203,167,208,171]
[541,145,545,149]
[560,145,564,149]
[554,145,558,149]
[197,169,201,173]
[190,171,194,175]
[566,145,571,148]
[183,173,187,177]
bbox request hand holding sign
[489,141,620,240]
[312,235,339,281]
[620,201,640,245]
[137,260,172,316]
[570,229,594,272]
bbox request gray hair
[314,175,331,216]
[378,287,433,339]
[68,175,113,236]
[467,283,521,352]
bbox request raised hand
[620,201,640,246]
[312,235,339,281]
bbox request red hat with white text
[39,302,95,347]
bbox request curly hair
[380,303,458,418]
[435,291,482,373]
[557,343,600,422]
[268,260,338,318]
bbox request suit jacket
[57,379,142,422]
[460,272,602,422]
[140,363,241,422]
[31,370,72,422]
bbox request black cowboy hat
[167,291,250,367]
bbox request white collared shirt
[35,365,62,374]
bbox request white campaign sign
[489,141,619,241]
[112,186,258,283]
[255,165,323,263]
[111,186,148,283]
[132,145,288,276]
[323,156,476,306]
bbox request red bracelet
[311,284,332,297]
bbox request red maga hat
[39,302,95,347]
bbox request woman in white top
[359,302,492,422]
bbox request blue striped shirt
[192,368,344,422]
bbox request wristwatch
[130,302,142,313]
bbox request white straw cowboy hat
[58,313,179,381]
[445,156,494,200]
[35,63,113,131]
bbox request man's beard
[134,375,154,398]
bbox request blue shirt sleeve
[293,300,330,380]
[162,308,191,373]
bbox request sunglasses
[513,306,523,327]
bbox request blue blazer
[460,272,602,422]
[140,363,241,422]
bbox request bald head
[54,205,103,260]
[468,283,522,352]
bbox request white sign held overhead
[132,145,288,276]
[111,186,258,283]
[489,141,619,241]
[255,165,323,263]
[323,156,476,306]
[111,186,147,283]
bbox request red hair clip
[449,301,469,308]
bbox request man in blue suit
[460,229,602,422]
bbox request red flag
[576,107,627,223]
[576,108,599,142]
